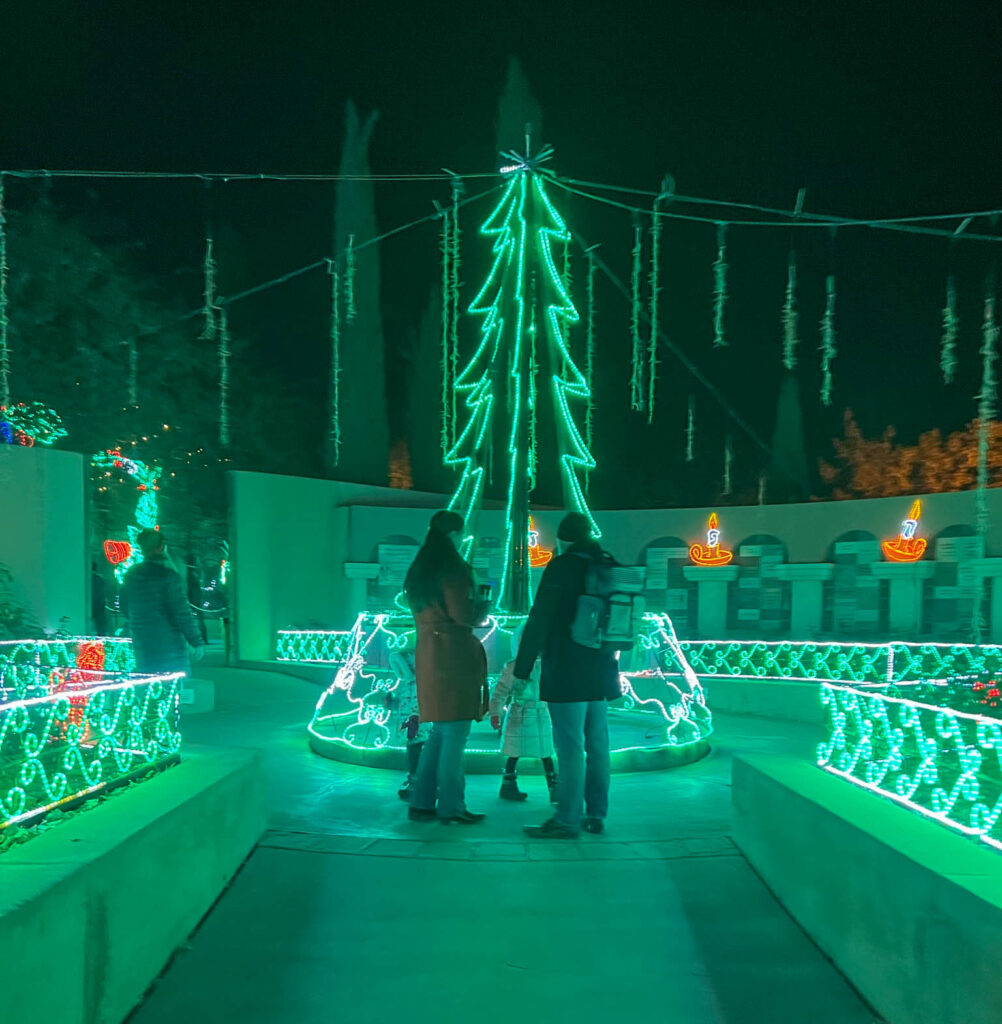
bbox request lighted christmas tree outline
[305,144,713,764]
[446,144,597,612]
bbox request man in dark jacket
[120,530,205,674]
[515,512,618,839]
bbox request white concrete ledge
[0,746,265,1024]
[733,754,1002,1024]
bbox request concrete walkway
[129,664,882,1024]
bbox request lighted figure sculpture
[306,144,712,768]
[689,512,733,566]
[881,499,927,563]
[92,449,162,582]
[528,516,553,568]
[0,401,67,446]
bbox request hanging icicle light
[647,179,670,422]
[439,205,451,458]
[722,435,732,495]
[630,219,644,411]
[973,272,998,641]
[327,259,342,468]
[782,251,799,370]
[218,305,231,449]
[686,395,695,463]
[199,233,218,344]
[449,177,462,447]
[0,174,10,408]
[345,234,357,322]
[585,245,597,491]
[712,222,728,349]
[941,273,959,384]
[820,274,837,406]
[127,337,138,407]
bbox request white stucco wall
[229,468,1002,646]
[0,445,87,634]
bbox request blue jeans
[409,720,472,818]
[548,700,611,830]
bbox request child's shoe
[499,770,528,801]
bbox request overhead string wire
[6,164,1002,238]
[549,177,1002,242]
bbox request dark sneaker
[441,810,486,824]
[408,807,437,822]
[398,784,411,802]
[581,816,605,834]
[524,817,579,840]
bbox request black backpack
[569,551,646,651]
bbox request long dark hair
[404,511,471,613]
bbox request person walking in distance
[516,512,619,839]
[404,510,490,825]
[120,529,206,674]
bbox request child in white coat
[490,630,558,802]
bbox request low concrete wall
[0,747,265,1024]
[733,754,1002,1024]
[703,677,823,725]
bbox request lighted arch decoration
[303,611,712,772]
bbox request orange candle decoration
[528,516,553,568]
[689,512,733,566]
[881,500,927,563]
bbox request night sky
[2,0,1001,506]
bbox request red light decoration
[881,499,927,563]
[104,540,133,565]
[528,516,553,568]
[689,512,733,566]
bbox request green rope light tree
[446,142,597,613]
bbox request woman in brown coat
[404,510,489,824]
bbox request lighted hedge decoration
[276,630,354,664]
[676,640,1002,685]
[1,668,181,831]
[817,683,1002,852]
[0,637,135,700]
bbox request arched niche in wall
[637,535,695,631]
[729,534,790,634]
[824,530,883,636]
[932,523,982,561]
[929,523,984,641]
